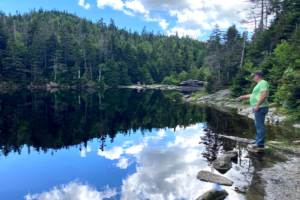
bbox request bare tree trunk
[89,61,93,80]
[239,32,246,68]
[98,64,102,83]
[83,49,87,73]
[260,0,264,31]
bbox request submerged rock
[196,170,233,186]
[212,155,232,173]
[196,189,228,200]
[224,150,238,160]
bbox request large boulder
[212,155,232,173]
[196,189,229,200]
[196,170,233,186]
[180,79,204,87]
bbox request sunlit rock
[196,170,233,186]
[196,189,228,200]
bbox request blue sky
[1,0,252,40]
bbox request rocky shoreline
[181,88,300,126]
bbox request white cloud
[125,0,148,14]
[97,0,124,10]
[78,0,90,9]
[158,19,169,30]
[98,146,123,160]
[167,27,202,39]
[24,181,117,200]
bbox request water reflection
[0,89,297,200]
[24,181,117,200]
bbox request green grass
[240,99,250,105]
[190,92,207,100]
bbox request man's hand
[238,96,243,100]
[254,105,259,112]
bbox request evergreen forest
[0,0,300,121]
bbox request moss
[241,99,250,105]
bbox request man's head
[251,71,264,82]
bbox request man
[238,71,269,148]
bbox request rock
[293,140,300,145]
[50,82,60,87]
[46,84,51,88]
[185,97,195,102]
[293,124,300,128]
[238,107,253,116]
[196,170,233,186]
[268,141,283,144]
[212,155,232,173]
[180,79,204,87]
[183,95,190,98]
[196,189,228,200]
[84,80,96,88]
[224,150,238,160]
[218,134,254,144]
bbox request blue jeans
[253,107,269,147]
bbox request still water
[0,89,298,200]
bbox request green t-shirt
[250,80,269,108]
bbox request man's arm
[238,94,252,100]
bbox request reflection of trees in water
[0,89,205,157]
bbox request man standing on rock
[238,71,269,148]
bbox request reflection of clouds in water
[80,146,91,157]
[168,131,205,149]
[157,129,166,138]
[24,181,117,200]
[125,143,146,155]
[116,156,132,169]
[98,146,123,160]
[120,146,213,200]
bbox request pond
[0,89,298,200]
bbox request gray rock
[212,155,232,172]
[293,140,300,145]
[185,97,195,102]
[224,151,238,160]
[180,79,204,86]
[84,80,96,87]
[196,189,228,200]
[218,134,254,144]
[196,170,233,186]
[268,141,283,144]
[50,82,60,87]
[293,124,300,128]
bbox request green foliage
[0,10,208,87]
[162,76,180,86]
[205,75,213,94]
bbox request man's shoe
[249,144,264,148]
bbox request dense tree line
[0,89,205,156]
[0,8,207,87]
